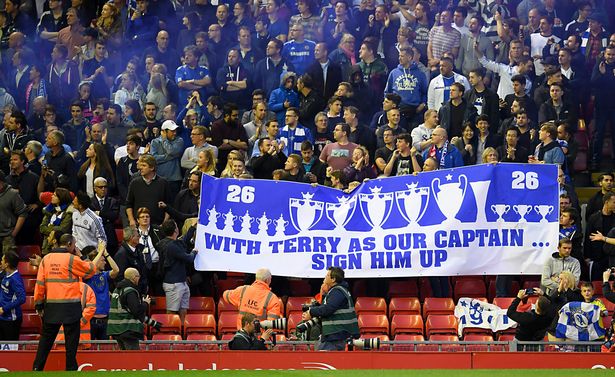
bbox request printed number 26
[511,171,538,190]
[227,185,255,203]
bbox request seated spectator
[220,150,245,178]
[450,123,477,166]
[481,147,498,164]
[300,140,326,185]
[40,188,74,254]
[546,270,584,341]
[541,238,581,295]
[0,170,26,254]
[343,145,376,183]
[282,154,307,183]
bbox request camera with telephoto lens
[347,337,381,351]
[302,300,321,312]
[295,318,320,333]
[253,318,287,332]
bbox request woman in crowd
[482,147,499,164]
[40,188,74,254]
[451,122,477,166]
[219,150,244,178]
[93,2,122,53]
[114,72,144,111]
[546,270,583,341]
[124,99,145,127]
[232,3,255,30]
[146,72,168,120]
[77,143,115,197]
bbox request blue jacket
[422,142,464,169]
[0,270,25,321]
[279,124,313,156]
[150,135,185,182]
[253,58,295,97]
[384,62,428,106]
[268,86,300,125]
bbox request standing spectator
[289,0,320,42]
[477,44,534,100]
[114,227,149,295]
[590,45,615,170]
[211,103,249,172]
[456,16,493,77]
[328,33,356,83]
[72,191,107,252]
[282,24,315,76]
[37,0,68,58]
[384,132,423,176]
[530,122,564,165]
[541,238,581,295]
[586,192,615,280]
[47,44,79,120]
[320,122,358,171]
[216,49,250,110]
[245,102,271,155]
[358,40,388,105]
[91,177,119,255]
[0,170,26,254]
[181,126,218,171]
[7,150,40,243]
[159,172,200,228]
[506,288,556,341]
[307,42,343,101]
[32,234,102,371]
[150,120,184,196]
[345,106,375,155]
[77,143,115,197]
[464,68,500,132]
[143,31,181,75]
[254,38,295,97]
[411,109,439,154]
[116,134,141,225]
[57,8,85,60]
[175,45,212,110]
[40,130,78,193]
[497,127,529,163]
[235,26,264,74]
[82,41,113,101]
[297,74,325,132]
[114,72,144,112]
[586,173,613,223]
[9,50,32,112]
[301,140,326,184]
[126,155,171,227]
[427,9,461,71]
[251,138,286,180]
[158,219,196,324]
[438,82,477,138]
[0,251,25,340]
[580,12,609,73]
[84,246,119,340]
[39,188,73,254]
[269,72,300,126]
[126,0,159,49]
[427,57,470,111]
[279,107,313,156]
[384,47,428,121]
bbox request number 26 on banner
[511,171,538,189]
[227,185,255,203]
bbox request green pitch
[7,370,614,376]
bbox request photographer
[602,268,615,304]
[506,288,557,341]
[302,267,359,351]
[228,313,274,350]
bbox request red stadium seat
[593,281,604,296]
[150,334,183,350]
[357,314,389,336]
[17,261,38,277]
[389,297,421,317]
[216,279,245,298]
[286,312,304,336]
[21,312,42,334]
[418,334,461,352]
[188,297,215,315]
[285,296,313,317]
[418,277,452,300]
[288,279,311,296]
[355,297,387,316]
[115,229,124,243]
[429,334,459,341]
[498,334,516,341]
[390,314,424,336]
[219,333,234,350]
[149,296,167,314]
[186,333,219,350]
[16,245,40,261]
[493,297,516,310]
[464,334,494,341]
[23,278,36,294]
[454,279,487,301]
[391,334,424,351]
[425,315,458,337]
[218,312,239,337]
[150,314,182,336]
[217,297,239,317]
[422,297,455,318]
[387,279,419,299]
[22,296,36,313]
[184,314,216,336]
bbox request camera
[525,288,536,295]
[347,337,381,351]
[296,318,320,333]
[253,318,287,332]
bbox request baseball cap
[161,120,179,131]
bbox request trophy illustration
[289,192,324,232]
[222,209,237,231]
[256,212,271,236]
[513,204,532,222]
[206,205,220,229]
[469,180,491,222]
[534,204,554,223]
[432,174,467,223]
[491,204,510,222]
[359,186,394,230]
[239,210,255,235]
[396,182,430,227]
[274,214,289,237]
[325,196,357,231]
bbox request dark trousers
[32,320,80,371]
[0,318,22,340]
[90,317,108,340]
[113,331,142,350]
[429,276,450,298]
[495,275,513,297]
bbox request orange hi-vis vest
[223,280,282,329]
[55,282,97,349]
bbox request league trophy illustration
[205,205,220,229]
[359,186,394,230]
[396,182,430,227]
[534,204,554,223]
[513,204,532,222]
[274,214,289,237]
[256,212,271,236]
[491,204,511,222]
[222,209,237,232]
[469,180,491,222]
[289,192,324,232]
[432,174,467,223]
[239,210,255,235]
[325,196,357,231]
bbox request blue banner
[195,163,559,278]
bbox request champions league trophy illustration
[289,192,324,232]
[513,204,532,222]
[256,212,271,236]
[359,186,394,230]
[274,214,289,237]
[206,205,220,229]
[239,210,254,235]
[491,204,510,222]
[325,196,357,231]
[396,182,429,227]
[432,174,467,223]
[223,209,237,232]
[534,204,554,223]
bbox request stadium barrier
[0,341,612,371]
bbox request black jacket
[464,87,500,133]
[497,144,529,163]
[114,242,149,295]
[91,195,120,253]
[438,99,478,138]
[306,59,343,101]
[585,211,615,261]
[298,89,325,131]
[506,296,556,341]
[228,329,267,350]
[538,99,578,131]
[116,278,147,325]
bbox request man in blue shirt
[282,24,316,76]
[0,251,25,340]
[175,45,212,110]
[84,246,119,340]
[422,126,464,169]
[151,120,185,197]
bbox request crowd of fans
[0,0,614,350]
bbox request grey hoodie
[541,252,581,295]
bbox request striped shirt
[428,26,461,60]
[72,208,107,251]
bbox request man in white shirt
[72,191,107,252]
